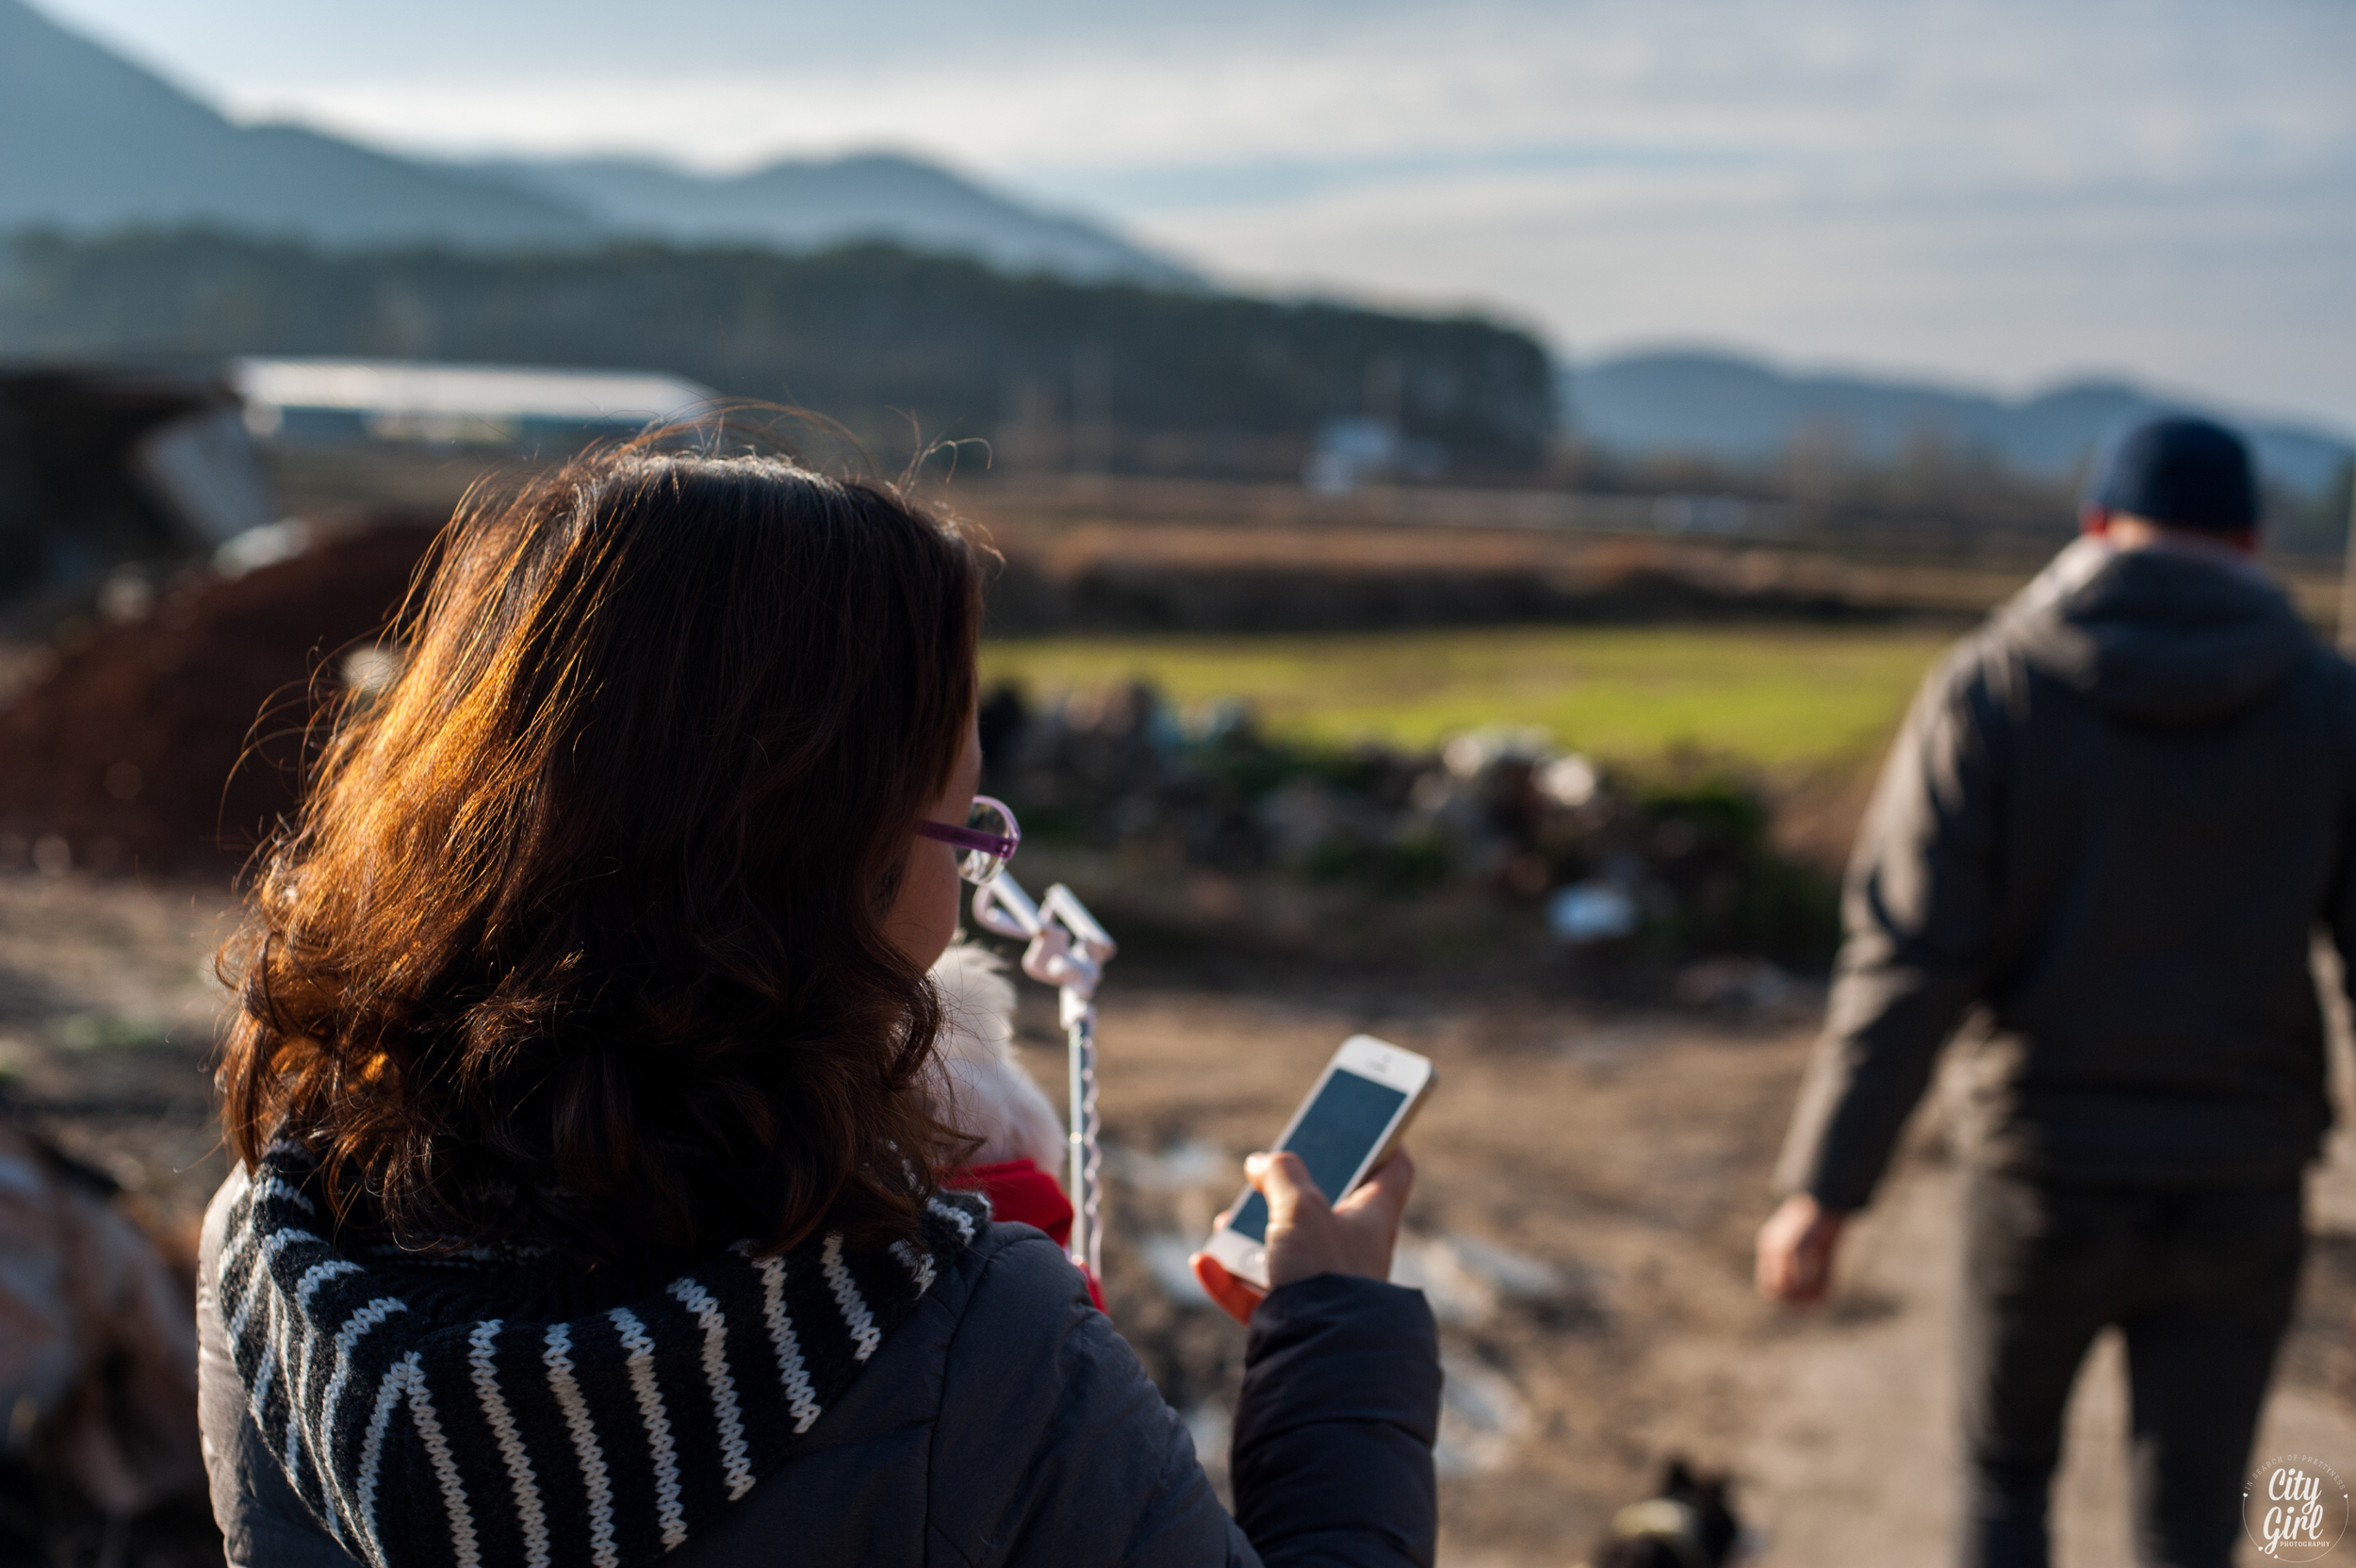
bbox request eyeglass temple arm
[917,821,1017,856]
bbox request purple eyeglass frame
[915,792,1021,880]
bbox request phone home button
[1243,1247,1265,1277]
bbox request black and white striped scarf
[219,1149,988,1568]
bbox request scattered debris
[1435,1348,1531,1476]
[1547,880,1640,944]
[212,518,310,578]
[1675,955,1806,1012]
[0,1117,204,1523]
[1390,1237,1500,1327]
[1137,1232,1216,1309]
[1390,1231,1580,1327]
[1104,1138,1232,1194]
[1441,1232,1577,1302]
[1181,1400,1232,1476]
[984,680,1839,962]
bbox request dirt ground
[5,868,2355,1565]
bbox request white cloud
[190,0,2352,182]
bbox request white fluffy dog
[924,942,1067,1174]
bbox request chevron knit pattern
[219,1150,988,1568]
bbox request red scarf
[943,1159,1105,1313]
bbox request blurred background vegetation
[980,625,1945,770]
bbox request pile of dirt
[0,524,438,878]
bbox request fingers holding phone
[1266,1146,1417,1287]
[1192,1149,1415,1325]
[1190,1033,1432,1326]
[1196,1035,1433,1300]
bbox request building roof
[232,358,717,440]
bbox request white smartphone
[1201,1034,1435,1290]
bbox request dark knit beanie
[2086,414,2259,533]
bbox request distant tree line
[0,230,1559,481]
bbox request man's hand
[1756,1192,1847,1304]
[1190,1149,1415,1325]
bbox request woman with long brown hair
[194,441,1438,1567]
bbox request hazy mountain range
[1566,353,2350,499]
[4,0,2344,500]
[0,0,1186,283]
[467,155,1197,286]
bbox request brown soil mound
[0,525,438,879]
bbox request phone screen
[1226,1068,1409,1243]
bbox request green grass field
[981,625,1953,770]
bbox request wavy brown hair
[217,441,981,1264]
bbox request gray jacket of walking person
[1776,534,2356,1211]
[196,1165,1442,1568]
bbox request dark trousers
[1956,1166,2304,1568]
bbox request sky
[33,0,2356,434]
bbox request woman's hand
[1755,1191,1847,1304]
[1189,1149,1415,1325]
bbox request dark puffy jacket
[1776,539,2356,1210]
[197,1170,1441,1567]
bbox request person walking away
[1754,415,2356,1567]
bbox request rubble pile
[981,681,1839,962]
[0,524,437,877]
